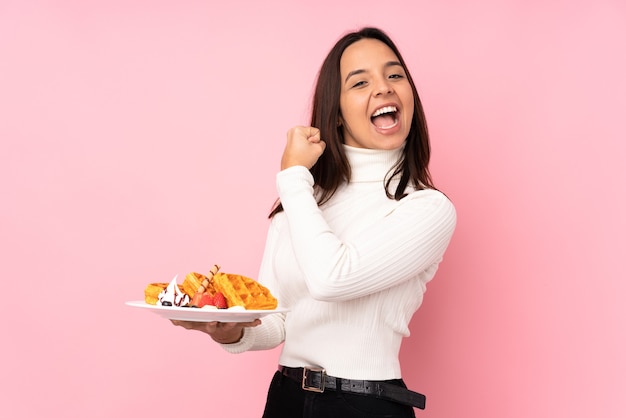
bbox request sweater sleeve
[276,165,457,302]
[219,220,286,353]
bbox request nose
[374,78,393,96]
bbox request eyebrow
[344,61,403,83]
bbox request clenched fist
[281,126,326,170]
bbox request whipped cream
[157,276,190,307]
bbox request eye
[351,80,367,88]
[389,73,404,80]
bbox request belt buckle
[302,366,326,393]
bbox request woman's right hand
[281,126,326,170]
[170,319,261,344]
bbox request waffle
[183,272,210,296]
[182,265,220,296]
[212,272,278,310]
[144,283,186,305]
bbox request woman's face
[339,38,414,150]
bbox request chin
[376,135,407,150]
[361,141,402,151]
[380,143,405,150]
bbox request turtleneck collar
[344,143,404,183]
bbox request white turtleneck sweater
[222,144,456,380]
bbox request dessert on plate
[143,264,278,310]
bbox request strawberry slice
[199,293,214,307]
[190,292,204,307]
[213,292,228,309]
[190,292,214,308]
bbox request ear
[337,116,343,127]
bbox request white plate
[125,300,288,322]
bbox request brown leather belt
[278,365,426,410]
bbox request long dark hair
[270,27,434,218]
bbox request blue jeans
[262,371,417,418]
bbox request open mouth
[371,105,398,129]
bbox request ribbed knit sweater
[222,144,456,380]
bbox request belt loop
[335,377,343,395]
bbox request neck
[344,144,404,183]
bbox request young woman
[173,27,456,417]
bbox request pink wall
[1,1,624,417]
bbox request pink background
[2,1,625,417]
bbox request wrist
[211,328,244,344]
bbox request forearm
[276,167,457,301]
[219,313,286,353]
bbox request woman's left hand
[281,126,326,170]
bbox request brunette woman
[174,27,456,418]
